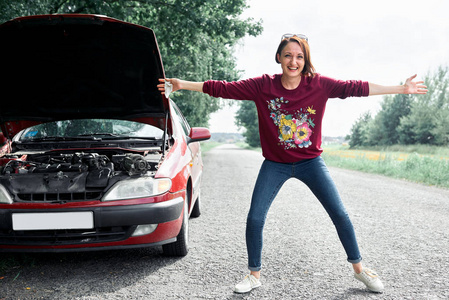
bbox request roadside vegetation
[334,66,449,189]
[200,141,222,153]
[322,144,449,189]
[235,141,262,152]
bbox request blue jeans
[246,156,362,271]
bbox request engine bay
[0,150,162,203]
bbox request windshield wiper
[120,136,158,140]
[27,136,100,142]
[77,134,158,141]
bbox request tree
[366,93,412,146]
[235,101,260,147]
[0,0,262,127]
[347,112,372,148]
[398,66,449,145]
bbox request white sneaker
[354,268,384,293]
[234,274,261,293]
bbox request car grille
[16,191,102,202]
[0,226,134,246]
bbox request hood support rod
[162,110,169,157]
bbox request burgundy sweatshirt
[203,73,369,163]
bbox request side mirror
[187,127,211,144]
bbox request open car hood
[0,14,169,139]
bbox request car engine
[0,151,161,203]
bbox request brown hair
[275,36,316,77]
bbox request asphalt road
[1,144,448,299]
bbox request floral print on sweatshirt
[267,97,316,149]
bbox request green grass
[235,142,262,152]
[200,141,222,153]
[334,143,449,157]
[322,144,449,188]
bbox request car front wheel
[162,198,189,256]
[190,190,201,218]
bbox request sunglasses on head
[281,33,308,42]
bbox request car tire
[190,191,201,218]
[162,198,189,256]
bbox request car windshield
[15,119,164,142]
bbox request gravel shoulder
[1,144,448,299]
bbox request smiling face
[277,41,305,80]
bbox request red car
[0,14,210,255]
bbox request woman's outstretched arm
[368,74,428,96]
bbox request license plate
[12,212,94,230]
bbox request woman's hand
[404,74,428,94]
[157,78,181,95]
[157,78,204,96]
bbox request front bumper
[0,197,184,251]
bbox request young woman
[157,34,427,294]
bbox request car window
[15,119,163,141]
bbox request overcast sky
[208,0,449,137]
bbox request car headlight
[101,177,172,201]
[0,184,13,204]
